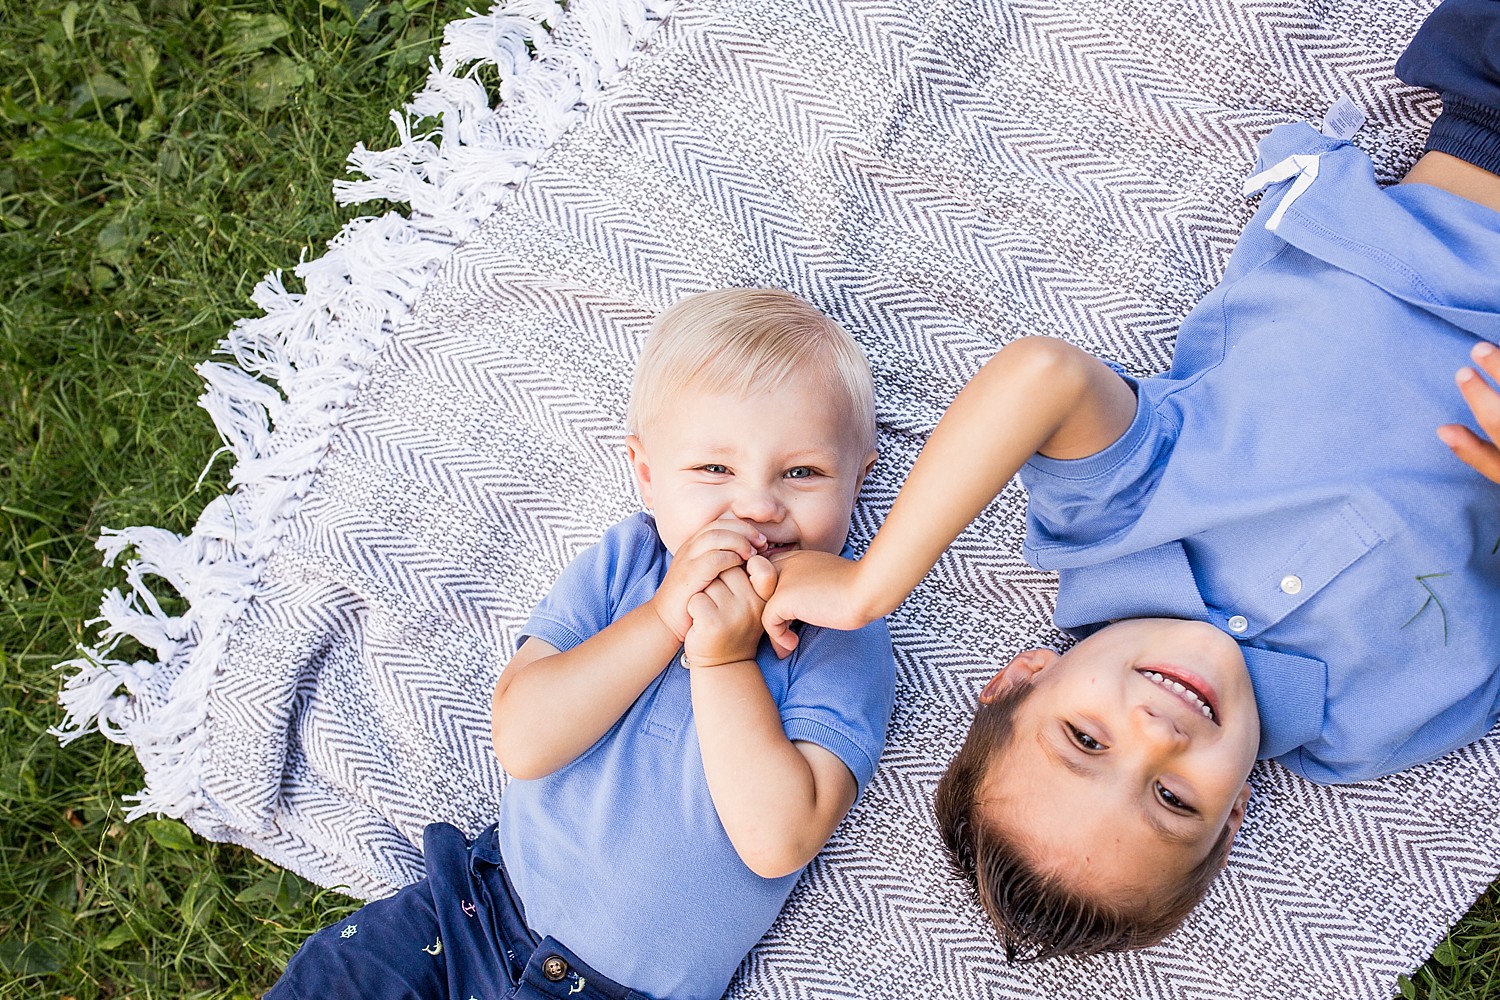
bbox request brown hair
[934,678,1234,961]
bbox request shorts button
[1280,574,1302,595]
[1227,615,1248,633]
[542,955,569,982]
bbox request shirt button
[1227,615,1249,633]
[542,956,569,982]
[1280,574,1303,595]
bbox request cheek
[653,486,732,547]
[795,493,855,548]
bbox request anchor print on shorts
[424,937,443,956]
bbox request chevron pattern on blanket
[76,0,1499,997]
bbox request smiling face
[979,618,1259,900]
[626,370,877,558]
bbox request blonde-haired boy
[268,288,896,1000]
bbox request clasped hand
[649,519,777,669]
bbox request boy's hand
[1441,341,1500,484]
[650,519,766,641]
[761,550,873,657]
[683,556,776,668]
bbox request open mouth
[1137,668,1219,724]
[761,540,798,555]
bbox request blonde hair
[626,288,877,451]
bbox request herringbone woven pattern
[91,0,1500,995]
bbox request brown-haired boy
[760,0,1500,961]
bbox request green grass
[0,1,466,994]
[0,1,1497,997]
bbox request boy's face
[979,619,1259,897]
[626,371,877,558]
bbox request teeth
[1142,670,1214,721]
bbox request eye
[1067,725,1106,752]
[699,464,730,475]
[785,466,817,480]
[1155,782,1195,813]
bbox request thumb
[745,554,778,603]
[762,602,800,658]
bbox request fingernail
[1457,367,1477,385]
[1436,425,1459,447]
[1474,341,1497,361]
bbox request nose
[1132,704,1189,754]
[730,481,786,525]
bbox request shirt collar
[1242,645,1326,760]
[1054,539,1325,761]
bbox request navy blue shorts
[1396,0,1500,173]
[266,823,649,1000]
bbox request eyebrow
[691,445,838,462]
[1036,732,1201,847]
[1037,731,1096,780]
[1143,805,1199,846]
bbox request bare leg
[1400,151,1500,214]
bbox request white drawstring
[1242,152,1322,233]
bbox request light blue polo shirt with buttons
[496,513,896,1000]
[1020,122,1500,785]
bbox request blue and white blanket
[61,1,1500,996]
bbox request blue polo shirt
[496,513,896,1000]
[1020,123,1500,785]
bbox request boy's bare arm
[491,605,680,780]
[763,336,1137,653]
[491,521,764,780]
[687,561,858,879]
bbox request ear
[1219,782,1253,867]
[625,434,654,510]
[978,648,1060,703]
[860,449,879,481]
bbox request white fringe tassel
[54,0,676,822]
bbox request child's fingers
[686,588,720,623]
[1438,423,1500,485]
[680,548,747,590]
[762,604,799,658]
[1456,361,1500,441]
[712,568,770,618]
[1446,348,1500,485]
[713,566,752,599]
[745,554,777,603]
[1470,340,1500,382]
[681,520,766,560]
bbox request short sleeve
[521,514,665,654]
[776,619,897,796]
[1019,380,1178,570]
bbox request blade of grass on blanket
[0,0,1497,997]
